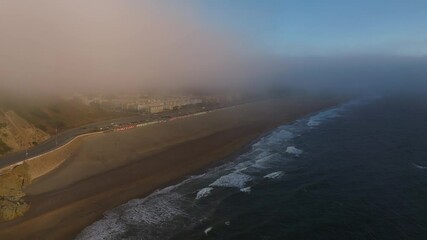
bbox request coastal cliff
[0,132,87,222]
[0,164,30,221]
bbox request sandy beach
[0,96,341,239]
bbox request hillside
[12,99,129,134]
[0,110,50,155]
[0,96,132,156]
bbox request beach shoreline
[0,95,343,240]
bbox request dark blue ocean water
[76,96,427,240]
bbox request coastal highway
[0,103,239,170]
[0,114,152,169]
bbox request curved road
[0,103,243,170]
[0,102,248,169]
[0,114,150,169]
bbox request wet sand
[0,96,342,239]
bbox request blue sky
[194,0,427,56]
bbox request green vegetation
[48,104,61,113]
[2,98,131,134]
[35,124,47,132]
[0,93,133,135]
[30,109,49,118]
[0,138,11,154]
[0,122,6,129]
[0,164,31,221]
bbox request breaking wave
[196,187,214,200]
[209,173,252,189]
[204,227,213,236]
[307,97,378,127]
[286,146,303,156]
[264,171,284,179]
[413,163,427,169]
[240,187,252,193]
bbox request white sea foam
[225,221,231,226]
[210,172,252,188]
[255,129,294,149]
[413,163,427,169]
[196,187,214,200]
[264,171,284,179]
[307,109,340,127]
[240,187,251,193]
[204,227,213,235]
[235,128,296,171]
[253,152,279,168]
[265,129,294,145]
[122,192,187,226]
[252,150,270,162]
[286,146,303,156]
[234,160,252,171]
[76,212,127,240]
[76,187,190,239]
[307,97,377,127]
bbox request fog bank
[0,0,264,95]
[0,1,425,97]
[277,55,427,95]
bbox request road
[0,114,154,169]
[0,103,235,169]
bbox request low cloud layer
[0,0,265,95]
[278,55,427,95]
[0,1,426,97]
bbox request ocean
[76,96,427,240]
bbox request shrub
[0,139,11,154]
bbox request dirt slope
[0,111,50,156]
